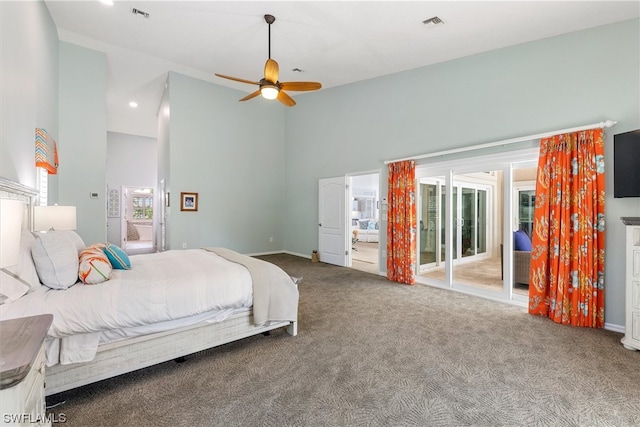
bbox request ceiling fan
[215,14,322,107]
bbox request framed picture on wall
[180,192,198,212]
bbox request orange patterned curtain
[386,160,416,285]
[529,128,605,327]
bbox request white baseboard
[245,250,283,257]
[247,250,312,260]
[283,250,312,259]
[604,322,624,334]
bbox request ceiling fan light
[260,85,279,100]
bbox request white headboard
[0,177,38,231]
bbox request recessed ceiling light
[99,0,114,6]
[129,101,138,108]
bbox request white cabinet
[621,218,640,351]
[0,315,53,426]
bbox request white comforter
[0,249,254,364]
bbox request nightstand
[0,314,53,427]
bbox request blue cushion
[103,243,131,270]
[514,230,532,251]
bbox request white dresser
[621,217,640,351]
[0,315,53,426]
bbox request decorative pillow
[5,229,41,291]
[62,230,86,254]
[514,230,532,251]
[359,220,370,230]
[103,243,131,270]
[79,244,112,284]
[31,231,79,290]
[368,221,377,230]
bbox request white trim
[416,147,540,177]
[605,322,625,334]
[385,120,617,165]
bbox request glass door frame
[453,179,491,263]
[414,147,539,306]
[417,176,493,271]
[513,181,536,237]
[417,178,445,273]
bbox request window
[132,195,153,219]
[37,167,47,206]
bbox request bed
[0,178,298,396]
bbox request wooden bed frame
[0,178,297,396]
[46,313,296,395]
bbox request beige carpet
[46,254,640,426]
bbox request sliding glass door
[458,184,488,259]
[418,180,447,271]
[418,176,491,275]
[419,182,437,267]
[451,177,494,290]
[415,148,540,306]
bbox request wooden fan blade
[277,90,296,107]
[215,73,259,86]
[280,81,322,91]
[264,59,279,83]
[239,90,261,102]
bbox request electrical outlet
[269,237,273,243]
[182,242,187,249]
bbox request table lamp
[34,205,77,231]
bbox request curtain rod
[384,120,618,165]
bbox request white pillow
[62,230,86,254]
[5,229,40,290]
[31,231,79,290]
[0,270,30,304]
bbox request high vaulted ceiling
[44,1,640,138]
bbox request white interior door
[319,176,348,266]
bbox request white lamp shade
[0,199,24,268]
[34,205,77,231]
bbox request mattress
[1,249,254,364]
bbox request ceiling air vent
[422,16,444,28]
[132,8,150,18]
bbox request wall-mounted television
[614,129,640,198]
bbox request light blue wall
[165,72,286,254]
[1,2,638,328]
[283,18,640,328]
[58,42,107,245]
[0,1,58,189]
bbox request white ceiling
[44,1,640,138]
